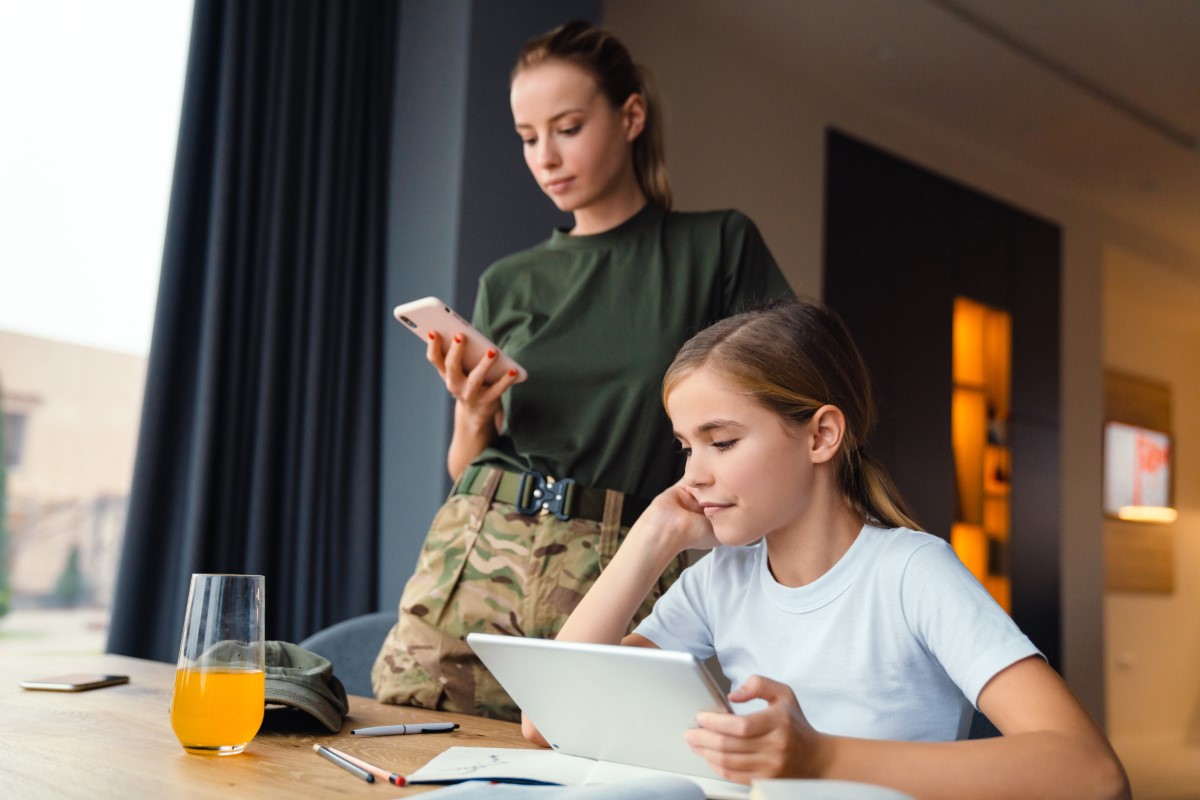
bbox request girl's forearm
[556,526,680,645]
[817,731,1129,800]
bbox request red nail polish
[508,369,517,377]
[427,331,436,340]
[487,349,496,359]
[453,334,463,344]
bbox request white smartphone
[19,673,130,692]
[393,297,528,384]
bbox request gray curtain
[108,0,396,661]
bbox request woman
[372,20,792,721]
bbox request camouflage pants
[371,466,683,722]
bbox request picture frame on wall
[1103,419,1175,523]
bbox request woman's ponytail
[631,64,671,210]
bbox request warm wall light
[1116,506,1178,523]
[952,388,987,524]
[951,523,988,582]
[952,298,985,387]
[982,310,1010,422]
[952,297,1012,614]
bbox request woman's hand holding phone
[394,297,527,393]
[426,329,523,425]
[394,297,527,476]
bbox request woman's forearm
[446,403,500,479]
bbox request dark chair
[968,709,1001,739]
[299,611,396,698]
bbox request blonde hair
[663,300,922,531]
[513,20,672,210]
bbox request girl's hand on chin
[639,485,721,553]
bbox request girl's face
[510,59,642,218]
[666,367,821,547]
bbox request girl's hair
[663,300,922,531]
[514,20,672,210]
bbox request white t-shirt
[633,525,1040,741]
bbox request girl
[372,21,791,720]
[536,301,1130,799]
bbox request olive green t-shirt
[472,204,793,500]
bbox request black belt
[454,465,649,528]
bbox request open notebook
[406,748,915,800]
[406,746,745,800]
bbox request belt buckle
[515,471,576,521]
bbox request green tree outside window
[0,375,10,619]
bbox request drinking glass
[169,574,266,755]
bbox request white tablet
[467,633,733,780]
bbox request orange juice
[170,667,265,754]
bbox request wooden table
[0,653,538,798]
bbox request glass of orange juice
[170,574,265,755]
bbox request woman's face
[510,59,641,217]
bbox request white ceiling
[669,0,1200,259]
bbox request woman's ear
[621,92,647,142]
[809,405,846,465]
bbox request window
[3,411,26,470]
[0,0,193,655]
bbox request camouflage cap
[263,641,349,732]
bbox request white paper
[407,747,748,800]
[408,775,705,799]
[406,747,597,784]
[750,779,916,799]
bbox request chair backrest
[968,709,1001,739]
[298,611,396,698]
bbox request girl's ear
[809,405,846,465]
[621,92,647,142]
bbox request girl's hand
[685,675,828,784]
[427,330,521,423]
[521,712,550,748]
[633,484,721,555]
